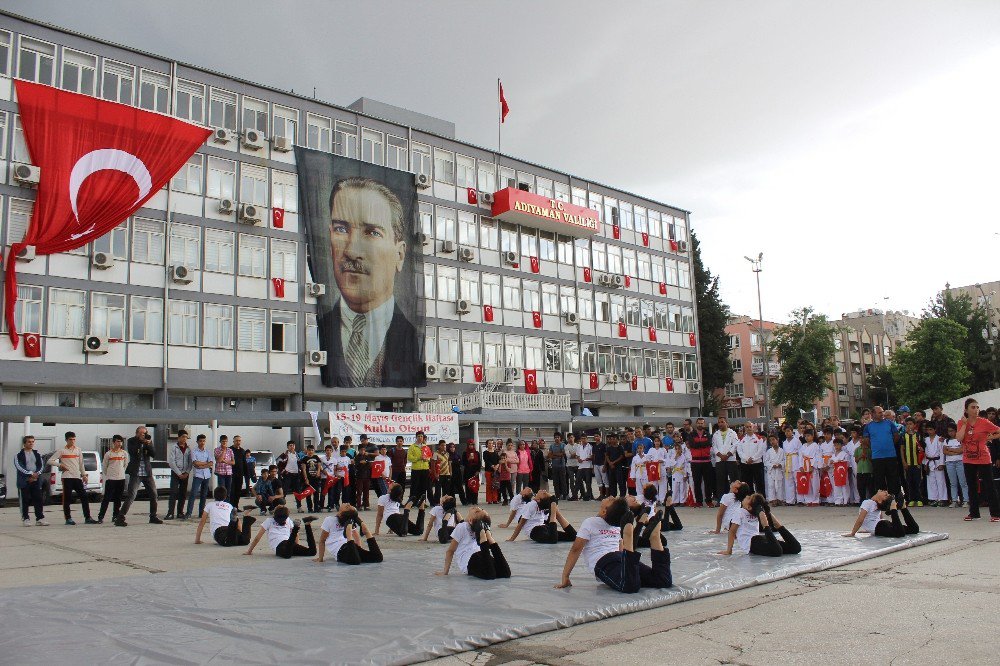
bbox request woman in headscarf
[529,440,545,492]
[462,441,482,505]
[483,439,501,505]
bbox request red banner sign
[491,187,600,237]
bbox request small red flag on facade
[272,277,285,298]
[523,368,538,394]
[272,208,284,228]
[473,364,484,382]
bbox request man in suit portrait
[322,176,420,387]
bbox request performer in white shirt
[506,490,577,543]
[843,491,919,538]
[665,441,691,504]
[781,425,801,505]
[313,504,383,565]
[193,487,256,547]
[500,487,533,528]
[719,493,801,557]
[762,435,786,505]
[374,483,426,537]
[713,480,750,534]
[629,443,651,496]
[245,505,317,558]
[797,430,821,506]
[736,426,766,494]
[555,497,672,593]
[436,507,510,580]
[421,495,462,543]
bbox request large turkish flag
[5,81,210,346]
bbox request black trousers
[386,508,425,537]
[965,464,1000,519]
[167,473,189,516]
[499,479,513,504]
[213,516,256,546]
[433,474,450,505]
[61,478,92,520]
[466,542,511,580]
[691,462,714,503]
[715,460,739,495]
[281,474,303,508]
[337,537,384,564]
[230,473,244,504]
[275,523,317,558]
[391,469,406,490]
[873,507,919,537]
[437,525,455,544]
[871,457,902,498]
[529,521,577,544]
[856,472,873,501]
[306,478,323,511]
[577,468,595,500]
[409,469,430,503]
[98,479,126,521]
[19,482,44,521]
[904,466,924,503]
[608,466,627,497]
[741,463,765,494]
[594,547,671,593]
[748,525,801,556]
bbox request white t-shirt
[377,494,402,529]
[207,500,234,534]
[337,455,351,477]
[943,438,963,464]
[321,516,350,555]
[519,500,548,531]
[577,516,622,570]
[859,499,881,533]
[284,455,299,474]
[733,507,759,554]
[577,443,594,469]
[429,505,457,533]
[720,492,739,529]
[565,443,580,467]
[260,516,292,552]
[449,522,482,574]
[509,494,529,520]
[320,455,338,477]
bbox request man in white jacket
[711,417,739,497]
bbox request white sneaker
[23,519,32,527]
[36,519,49,526]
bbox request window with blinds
[238,234,266,277]
[204,229,234,273]
[6,198,31,245]
[240,163,268,207]
[270,239,297,282]
[270,311,297,352]
[203,303,233,349]
[271,170,297,213]
[169,223,201,267]
[48,289,86,338]
[132,218,165,264]
[102,60,135,105]
[168,300,199,346]
[238,307,266,351]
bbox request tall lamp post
[745,253,771,429]
[975,283,999,389]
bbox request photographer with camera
[117,426,162,526]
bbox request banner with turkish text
[328,411,458,446]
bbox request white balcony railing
[418,391,571,414]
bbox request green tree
[769,308,838,422]
[866,365,897,408]
[892,318,971,408]
[691,232,733,409]
[926,291,993,392]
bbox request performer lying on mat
[719,493,801,557]
[500,487,533,528]
[506,490,577,543]
[194,486,256,547]
[245,505,317,558]
[638,483,683,530]
[625,485,682,548]
[712,480,750,534]
[436,507,511,580]
[374,483,426,537]
[313,504,384,565]
[422,495,462,543]
[843,490,919,538]
[555,497,672,593]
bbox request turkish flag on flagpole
[499,80,510,123]
[5,81,210,347]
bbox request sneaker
[149,516,163,524]
[36,519,49,526]
[114,520,128,527]
[66,519,76,525]
[23,519,32,527]
[260,509,267,516]
[964,515,980,521]
[916,501,924,507]
[302,515,317,523]
[991,517,1000,523]
[84,518,99,525]
[163,514,175,520]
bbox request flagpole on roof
[497,78,501,158]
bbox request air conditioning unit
[622,372,634,383]
[170,265,193,284]
[218,198,235,214]
[15,245,36,262]
[241,129,265,150]
[458,246,475,262]
[443,365,461,381]
[598,273,612,287]
[564,312,579,325]
[609,373,621,384]
[424,362,441,379]
[212,128,234,144]
[479,191,494,205]
[612,275,625,288]
[441,240,456,253]
[688,381,701,393]
[502,251,519,266]
[307,350,327,366]
[271,136,293,152]
[91,252,113,270]
[456,299,471,314]
[83,334,109,354]
[415,232,430,246]
[239,203,263,224]
[11,163,40,186]
[306,282,326,297]
[415,173,431,189]
[678,240,688,252]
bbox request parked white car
[48,450,103,499]
[251,450,274,479]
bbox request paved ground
[1,497,996,665]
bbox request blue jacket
[14,449,45,489]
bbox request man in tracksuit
[165,430,193,520]
[14,435,48,526]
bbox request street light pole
[745,253,771,430]
[975,283,999,389]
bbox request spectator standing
[48,431,97,525]
[407,431,432,504]
[214,435,235,500]
[863,406,902,499]
[591,433,608,500]
[230,435,250,505]
[577,434,595,501]
[711,417,739,496]
[900,418,924,506]
[483,440,501,504]
[942,423,967,507]
[548,433,568,500]
[928,402,957,438]
[462,441,481,505]
[373,444,392,498]
[389,436,408,490]
[277,440,304,512]
[687,418,714,507]
[14,435,47,526]
[529,441,545,493]
[119,426,161,525]
[164,430,192,520]
[185,434,214,519]
[737,425,766,494]
[956,398,1000,522]
[564,435,579,500]
[605,434,627,497]
[302,444,324,512]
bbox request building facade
[718,315,779,421]
[0,12,701,460]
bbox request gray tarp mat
[0,529,945,665]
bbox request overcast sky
[6,0,1000,323]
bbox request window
[582,342,598,372]
[833,337,842,350]
[525,337,543,370]
[681,306,695,332]
[7,198,32,244]
[463,330,482,365]
[242,97,268,134]
[458,211,477,246]
[630,348,642,376]
[139,70,169,113]
[651,257,664,284]
[686,353,698,380]
[271,239,297,282]
[306,312,319,350]
[862,342,873,354]
[505,334,524,368]
[240,164,268,207]
[578,291,594,320]
[853,385,863,399]
[333,121,357,158]
[61,49,97,95]
[433,148,455,184]
[622,249,637,277]
[207,157,236,200]
[418,202,433,236]
[675,216,688,244]
[560,286,576,315]
[750,332,761,349]
[456,155,476,189]
[591,242,607,272]
[522,280,540,312]
[572,238,588,267]
[728,334,741,349]
[838,384,848,397]
[536,177,553,199]
[168,300,199,346]
[132,218,165,264]
[541,284,559,315]
[175,80,205,124]
[0,31,10,77]
[503,276,520,310]
[439,328,460,365]
[477,162,496,193]
[500,223,518,253]
[169,223,201,267]
[665,259,678,286]
[544,339,562,371]
[635,207,648,236]
[625,298,640,326]
[564,340,580,372]
[640,300,653,328]
[619,203,633,230]
[361,128,384,165]
[840,407,850,419]
[0,113,6,160]
[13,285,42,334]
[849,341,860,353]
[386,135,407,170]
[607,245,622,274]
[238,234,267,277]
[130,296,163,343]
[836,360,846,373]
[422,264,435,301]
[48,289,86,338]
[732,358,742,372]
[411,142,431,176]
[201,304,233,349]
[516,171,535,192]
[539,232,556,261]
[436,265,457,301]
[725,383,744,397]
[852,363,862,375]
[520,229,538,258]
[204,228,234,273]
[678,263,691,288]
[238,307,266,351]
[208,89,237,130]
[484,333,502,367]
[499,166,515,189]
[435,207,456,242]
[271,311,297,352]
[821,406,831,419]
[272,171,298,214]
[728,408,747,419]
[171,154,203,194]
[17,37,55,84]
[482,273,500,307]
[638,252,652,281]
[459,269,480,304]
[480,218,498,250]
[273,105,298,142]
[307,113,332,152]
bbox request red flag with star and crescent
[499,81,510,123]
[5,81,210,347]
[523,369,538,394]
